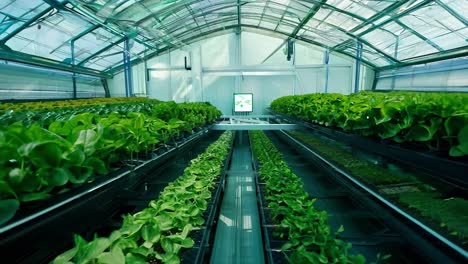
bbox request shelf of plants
[0,98,221,226]
[269,91,467,261]
[280,129,468,260]
[249,131,369,264]
[49,131,233,264]
[270,91,468,188]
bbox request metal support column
[123,38,133,97]
[143,47,149,96]
[391,36,399,91]
[71,40,77,99]
[324,49,330,93]
[354,41,363,93]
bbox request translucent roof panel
[5,10,92,61]
[83,44,124,71]
[0,0,52,39]
[0,0,466,72]
[73,27,123,63]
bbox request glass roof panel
[5,10,92,61]
[362,29,397,57]
[74,27,122,63]
[399,3,464,38]
[0,0,49,39]
[326,0,379,19]
[0,0,467,71]
[83,44,124,71]
[323,11,362,31]
[430,27,468,50]
[440,0,468,21]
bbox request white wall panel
[328,67,353,94]
[376,57,468,91]
[296,68,324,94]
[240,75,294,115]
[109,71,126,97]
[119,31,363,114]
[0,62,104,99]
[202,76,236,114]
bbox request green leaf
[0,199,19,225]
[84,157,108,175]
[456,125,468,153]
[18,141,62,167]
[19,190,52,202]
[38,167,70,187]
[8,168,26,186]
[68,166,93,184]
[74,237,110,264]
[336,225,344,233]
[74,129,100,156]
[63,148,85,166]
[141,223,161,243]
[51,247,78,264]
[98,247,125,264]
[161,253,180,264]
[180,237,194,248]
[0,180,17,199]
[124,253,147,264]
[155,214,174,231]
[49,121,71,136]
[128,247,154,257]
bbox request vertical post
[324,49,329,93]
[200,47,204,102]
[123,38,133,97]
[354,41,363,93]
[144,47,149,96]
[391,35,399,91]
[123,49,128,97]
[71,40,77,99]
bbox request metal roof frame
[0,0,465,76]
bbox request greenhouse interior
[0,0,467,263]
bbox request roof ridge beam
[289,0,327,40]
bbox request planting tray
[271,111,468,190]
[274,129,467,263]
[0,129,215,264]
[180,130,235,264]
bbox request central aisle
[210,131,265,264]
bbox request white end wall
[375,57,468,92]
[109,31,374,114]
[0,61,104,99]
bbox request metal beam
[63,0,157,51]
[324,49,329,93]
[0,6,54,44]
[357,0,433,37]
[434,0,468,26]
[394,20,443,52]
[377,46,468,71]
[289,0,327,39]
[237,0,241,30]
[71,25,100,42]
[354,41,363,93]
[71,40,77,98]
[0,49,110,78]
[77,37,125,66]
[107,24,378,75]
[211,124,299,130]
[123,38,133,97]
[349,0,412,33]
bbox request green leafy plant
[0,98,223,225]
[271,91,468,156]
[52,131,232,264]
[250,131,367,264]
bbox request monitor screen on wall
[234,93,253,112]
